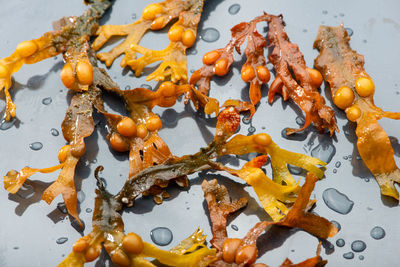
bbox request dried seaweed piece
[266,14,337,135]
[204,174,336,266]
[60,173,216,267]
[0,0,111,121]
[314,25,400,199]
[189,14,270,112]
[94,0,205,83]
[202,179,248,250]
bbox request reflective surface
[0,0,400,266]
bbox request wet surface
[1,0,400,266]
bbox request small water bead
[343,156,348,160]
[242,116,251,125]
[228,4,241,15]
[310,142,336,163]
[339,13,345,17]
[56,237,68,245]
[200,28,220,43]
[140,84,152,90]
[331,220,341,232]
[125,85,131,90]
[187,48,198,55]
[248,126,256,134]
[29,142,43,151]
[190,69,195,73]
[85,208,92,213]
[77,191,86,203]
[0,118,16,130]
[13,246,19,250]
[50,128,59,136]
[322,10,328,15]
[231,224,239,231]
[333,169,337,174]
[351,240,366,252]
[42,97,52,105]
[288,164,303,175]
[57,202,68,214]
[150,227,173,246]
[336,239,345,247]
[359,255,364,260]
[322,188,354,214]
[370,226,385,240]
[131,13,136,20]
[344,28,353,36]
[335,161,341,168]
[343,252,354,259]
[364,178,370,182]
[295,116,305,126]
[302,29,308,33]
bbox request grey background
[0,0,400,266]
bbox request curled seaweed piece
[266,13,338,135]
[203,174,335,266]
[0,0,111,121]
[314,24,400,199]
[189,14,270,113]
[93,0,205,83]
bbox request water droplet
[57,202,67,214]
[190,69,195,73]
[367,207,373,211]
[331,220,341,232]
[248,126,256,134]
[242,116,251,125]
[231,224,239,231]
[0,118,16,130]
[261,126,266,130]
[335,161,341,168]
[150,227,173,246]
[339,13,345,17]
[359,255,364,260]
[343,156,348,160]
[140,84,152,90]
[295,116,305,126]
[351,240,366,252]
[162,108,178,126]
[85,208,92,213]
[42,97,52,105]
[344,129,350,135]
[288,164,303,175]
[200,28,220,43]
[50,128,59,136]
[343,252,354,259]
[363,39,367,43]
[56,237,68,245]
[302,29,308,33]
[187,48,198,55]
[336,238,345,247]
[131,13,136,20]
[322,10,328,15]
[125,85,131,90]
[322,188,354,214]
[310,142,336,163]
[228,4,241,15]
[13,246,19,250]
[333,169,337,174]
[29,142,43,151]
[77,191,86,203]
[370,226,385,240]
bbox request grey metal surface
[0,0,400,266]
